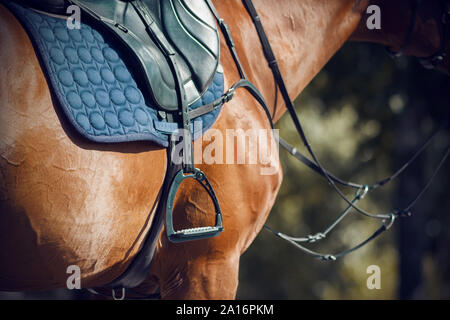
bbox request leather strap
[97,144,181,294]
[241,0,450,260]
[189,79,274,129]
[241,0,391,219]
[205,0,247,79]
[130,0,194,173]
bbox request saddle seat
[18,0,221,111]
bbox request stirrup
[166,168,224,243]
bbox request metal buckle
[383,213,397,231]
[166,168,224,243]
[306,233,326,243]
[112,288,126,301]
[355,185,369,200]
[223,87,235,103]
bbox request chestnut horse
[0,0,447,299]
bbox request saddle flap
[71,0,220,111]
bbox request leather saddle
[18,0,220,112]
[7,0,225,261]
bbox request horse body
[0,5,168,289]
[0,0,368,298]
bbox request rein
[236,0,450,260]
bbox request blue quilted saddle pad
[6,3,224,148]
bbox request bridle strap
[266,213,396,261]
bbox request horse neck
[216,0,368,122]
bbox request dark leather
[69,0,220,111]
[14,0,68,14]
[14,0,220,111]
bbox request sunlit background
[1,41,449,300]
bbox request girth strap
[96,147,180,292]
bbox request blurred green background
[236,41,450,300]
[1,40,448,301]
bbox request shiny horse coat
[3,0,444,299]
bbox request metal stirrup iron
[165,168,224,243]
